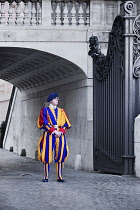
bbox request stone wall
[88,0,122,55]
[136,0,140,14]
[2,0,124,172]
[0,80,13,124]
[4,78,93,170]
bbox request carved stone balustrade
[0,0,89,26]
[0,0,41,25]
[51,0,89,26]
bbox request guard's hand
[55,135,59,138]
[54,130,62,137]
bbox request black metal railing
[0,86,16,148]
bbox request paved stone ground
[0,149,140,210]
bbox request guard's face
[50,97,59,106]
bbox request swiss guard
[37,93,71,182]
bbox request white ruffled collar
[49,103,57,109]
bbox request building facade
[0,79,12,124]
[0,0,139,173]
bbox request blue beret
[47,93,58,102]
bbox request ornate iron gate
[89,1,140,175]
[89,16,125,174]
[89,0,140,174]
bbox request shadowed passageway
[0,47,86,91]
[0,149,140,210]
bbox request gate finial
[124,1,135,15]
[88,35,101,58]
[120,1,136,17]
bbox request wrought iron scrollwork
[95,146,125,166]
[124,1,135,15]
[88,16,125,81]
[134,66,140,77]
[133,14,140,78]
[88,35,107,81]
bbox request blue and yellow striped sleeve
[59,109,71,134]
[37,107,55,133]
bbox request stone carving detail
[37,0,42,25]
[7,0,14,24]
[0,0,6,24]
[0,0,88,26]
[30,0,37,25]
[133,14,140,78]
[51,0,89,26]
[88,16,125,81]
[0,0,41,25]
[22,0,30,25]
[88,35,101,57]
[15,0,22,25]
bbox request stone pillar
[134,115,140,178]
[42,0,51,26]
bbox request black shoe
[42,179,48,182]
[57,178,66,183]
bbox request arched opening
[0,47,93,171]
[0,47,86,91]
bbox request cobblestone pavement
[0,149,140,210]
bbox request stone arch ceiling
[0,47,86,91]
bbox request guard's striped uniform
[37,106,71,179]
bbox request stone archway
[0,47,86,91]
[0,47,93,171]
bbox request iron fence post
[121,1,137,175]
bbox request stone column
[42,0,51,26]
